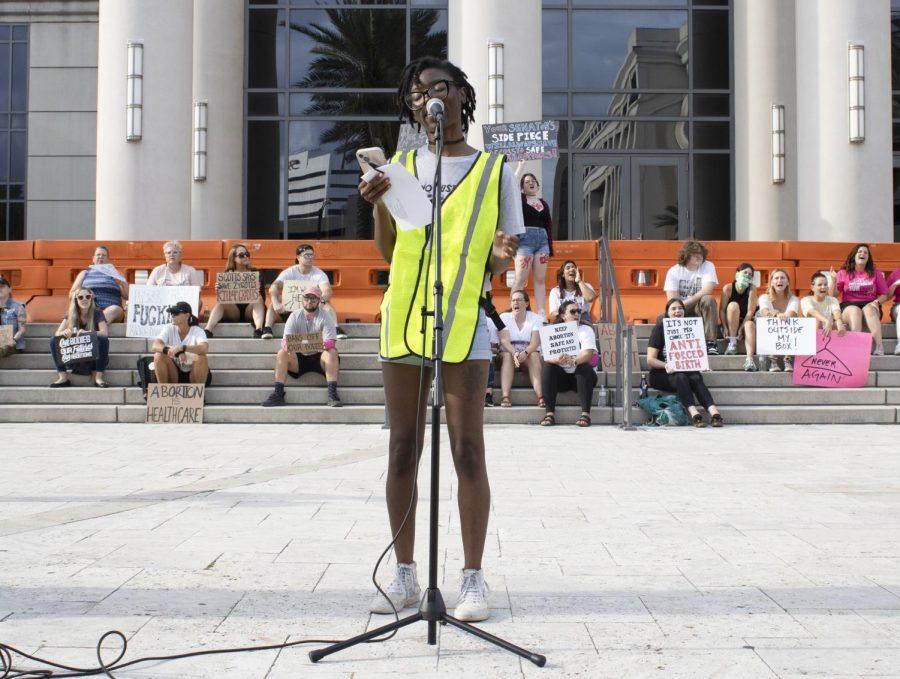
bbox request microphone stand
[309,111,546,667]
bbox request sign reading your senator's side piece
[482,120,559,161]
[663,317,709,372]
[127,285,201,338]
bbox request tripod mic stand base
[307,587,546,667]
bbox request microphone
[425,98,445,121]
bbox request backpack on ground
[135,356,154,395]
[636,394,688,426]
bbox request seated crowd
[2,238,898,425]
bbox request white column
[449,0,542,173]
[191,0,244,239]
[95,0,193,240]
[795,0,892,242]
[733,0,797,240]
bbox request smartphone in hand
[356,147,387,176]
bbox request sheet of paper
[374,163,433,232]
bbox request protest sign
[146,383,205,423]
[284,331,324,355]
[596,323,640,372]
[482,120,559,161]
[757,316,817,356]
[540,321,580,373]
[216,271,260,303]
[792,330,872,388]
[282,280,305,311]
[127,285,201,338]
[55,333,99,366]
[663,317,709,372]
[0,325,13,347]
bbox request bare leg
[382,362,430,564]
[863,303,883,350]
[189,355,209,384]
[153,352,177,383]
[725,301,740,338]
[533,254,549,317]
[743,319,756,356]
[443,360,491,570]
[247,300,265,330]
[206,303,239,332]
[499,351,515,400]
[274,348,298,383]
[842,306,863,332]
[320,348,340,381]
[512,255,532,294]
[103,305,124,324]
[526,351,543,399]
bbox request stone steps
[619,405,899,425]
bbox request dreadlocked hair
[397,56,477,134]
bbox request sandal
[537,397,546,408]
[540,413,555,426]
[710,413,724,428]
[49,379,71,388]
[94,379,108,388]
[576,414,591,427]
[692,413,708,428]
[500,396,512,408]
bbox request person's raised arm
[576,269,596,303]
[827,267,838,298]
[514,159,526,178]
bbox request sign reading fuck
[127,285,201,338]
[482,120,559,160]
[663,318,709,372]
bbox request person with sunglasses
[204,243,266,338]
[358,56,522,622]
[0,275,26,359]
[262,244,346,340]
[49,288,109,388]
[261,286,341,407]
[150,301,211,387]
[539,301,598,427]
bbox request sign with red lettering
[596,323,640,372]
[663,317,709,372]
[792,330,872,388]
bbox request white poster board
[282,280,304,312]
[127,285,201,338]
[663,317,709,372]
[539,321,579,373]
[757,316,817,356]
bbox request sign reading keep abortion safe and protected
[663,317,709,372]
[146,383,205,424]
[126,285,201,338]
[482,120,559,161]
[539,321,580,373]
[55,333,99,366]
[757,317,817,356]
[792,330,872,388]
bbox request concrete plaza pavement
[0,423,898,678]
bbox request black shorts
[840,300,880,313]
[288,352,325,379]
[176,368,213,387]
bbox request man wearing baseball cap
[261,285,342,407]
[150,301,211,387]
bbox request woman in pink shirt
[887,267,900,355]
[828,243,888,355]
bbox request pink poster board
[792,330,872,388]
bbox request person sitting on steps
[718,262,758,371]
[801,272,846,338]
[756,268,800,372]
[151,301,211,387]
[663,240,720,356]
[49,288,110,388]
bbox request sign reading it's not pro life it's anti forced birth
[539,321,580,373]
[55,333,99,366]
[126,285,201,338]
[482,120,559,161]
[757,316,817,356]
[663,317,709,372]
[146,383,205,424]
[216,271,260,304]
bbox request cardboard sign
[792,330,872,389]
[55,333,99,366]
[596,323,640,372]
[757,316,817,356]
[482,120,559,161]
[284,331,324,355]
[127,285,201,338]
[146,383,205,424]
[282,280,305,312]
[216,271,260,304]
[540,321,579,373]
[663,317,709,372]
[0,325,13,347]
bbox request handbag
[636,394,688,427]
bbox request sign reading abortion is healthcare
[792,330,872,388]
[482,120,559,161]
[127,285,201,338]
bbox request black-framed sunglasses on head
[404,80,454,111]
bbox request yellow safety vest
[379,149,503,363]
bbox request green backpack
[636,394,688,426]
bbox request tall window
[0,24,27,241]
[246,1,447,240]
[542,0,732,241]
[892,0,900,241]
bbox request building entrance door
[573,155,688,240]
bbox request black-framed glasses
[235,252,250,259]
[299,252,314,258]
[404,80,454,111]
[302,295,320,302]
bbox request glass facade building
[0,24,27,241]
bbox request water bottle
[597,383,608,407]
[639,373,648,400]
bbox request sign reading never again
[792,330,872,388]
[481,120,559,161]
[146,383,205,424]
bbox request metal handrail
[597,236,635,430]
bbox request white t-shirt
[499,310,543,349]
[148,264,204,287]
[757,293,800,316]
[156,324,208,371]
[663,261,718,300]
[275,265,329,288]
[547,286,592,317]
[559,324,598,373]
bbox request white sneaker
[894,343,900,356]
[370,562,421,614]
[872,345,884,357]
[743,356,757,372]
[783,356,793,372]
[454,569,490,622]
[725,338,738,355]
[768,357,782,372]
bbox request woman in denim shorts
[512,170,553,319]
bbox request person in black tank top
[511,167,553,318]
[718,262,759,370]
